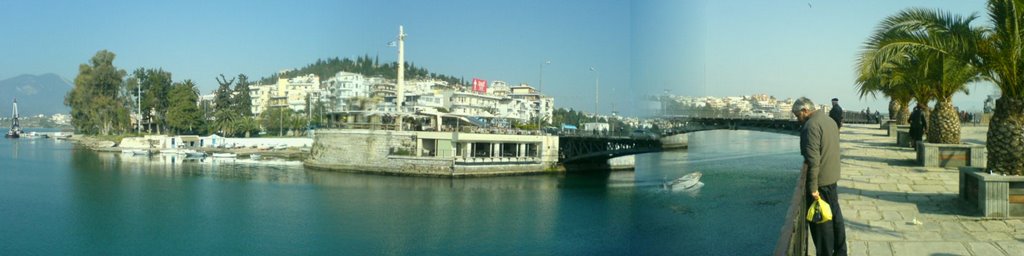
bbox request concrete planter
[879,119,893,130]
[896,130,913,148]
[917,143,985,168]
[888,124,909,137]
[959,167,1024,218]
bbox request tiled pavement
[834,124,1023,256]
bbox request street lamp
[589,67,599,117]
[538,60,550,128]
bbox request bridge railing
[773,168,808,256]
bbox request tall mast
[396,25,406,131]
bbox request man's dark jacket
[801,110,841,191]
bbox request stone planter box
[888,124,909,137]
[917,142,985,168]
[960,167,1024,218]
[879,119,893,130]
[896,130,913,148]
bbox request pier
[782,124,1022,255]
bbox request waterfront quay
[837,124,1023,255]
[305,129,561,176]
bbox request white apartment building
[249,74,321,115]
[322,71,371,112]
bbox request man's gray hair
[792,97,816,113]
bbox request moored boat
[212,153,237,158]
[664,172,703,191]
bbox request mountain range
[0,73,72,116]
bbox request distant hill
[258,55,467,87]
[0,73,73,116]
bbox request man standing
[829,98,844,129]
[909,103,927,149]
[793,97,846,256]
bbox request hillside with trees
[258,55,466,87]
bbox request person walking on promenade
[828,98,844,130]
[793,97,847,256]
[909,103,927,149]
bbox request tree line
[257,55,468,87]
[65,50,292,137]
[855,0,1024,175]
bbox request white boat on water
[121,149,151,156]
[212,153,237,158]
[182,150,206,158]
[249,154,261,160]
[664,172,703,191]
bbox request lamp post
[538,60,550,128]
[137,79,142,134]
[589,67,599,117]
[395,25,406,131]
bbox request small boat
[249,154,261,160]
[182,150,206,158]
[160,148,182,155]
[212,153,237,158]
[664,172,703,191]
[121,149,151,156]
[274,144,288,150]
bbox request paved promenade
[836,124,1023,256]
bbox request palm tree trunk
[927,99,960,144]
[896,102,911,125]
[888,98,900,120]
[987,97,1024,176]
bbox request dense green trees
[165,80,204,134]
[132,68,173,134]
[859,0,1024,175]
[233,74,253,117]
[65,50,131,135]
[857,9,984,144]
[258,55,465,87]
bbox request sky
[0,0,998,116]
[635,0,994,114]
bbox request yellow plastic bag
[806,197,833,224]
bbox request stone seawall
[305,129,558,177]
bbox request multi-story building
[249,74,321,115]
[322,71,371,112]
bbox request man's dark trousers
[806,183,847,256]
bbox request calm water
[0,130,801,255]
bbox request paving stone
[882,211,904,221]
[980,221,1011,232]
[866,241,893,256]
[868,220,896,231]
[967,242,1007,256]
[961,222,986,232]
[848,241,868,256]
[901,231,943,241]
[969,231,1013,241]
[939,221,965,231]
[996,241,1024,255]
[890,242,969,256]
[859,211,883,221]
[938,230,976,242]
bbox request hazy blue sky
[636,0,993,113]
[0,0,997,116]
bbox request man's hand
[811,190,821,201]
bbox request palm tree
[858,8,983,144]
[979,0,1024,175]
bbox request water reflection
[0,130,802,255]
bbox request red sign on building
[472,78,488,93]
